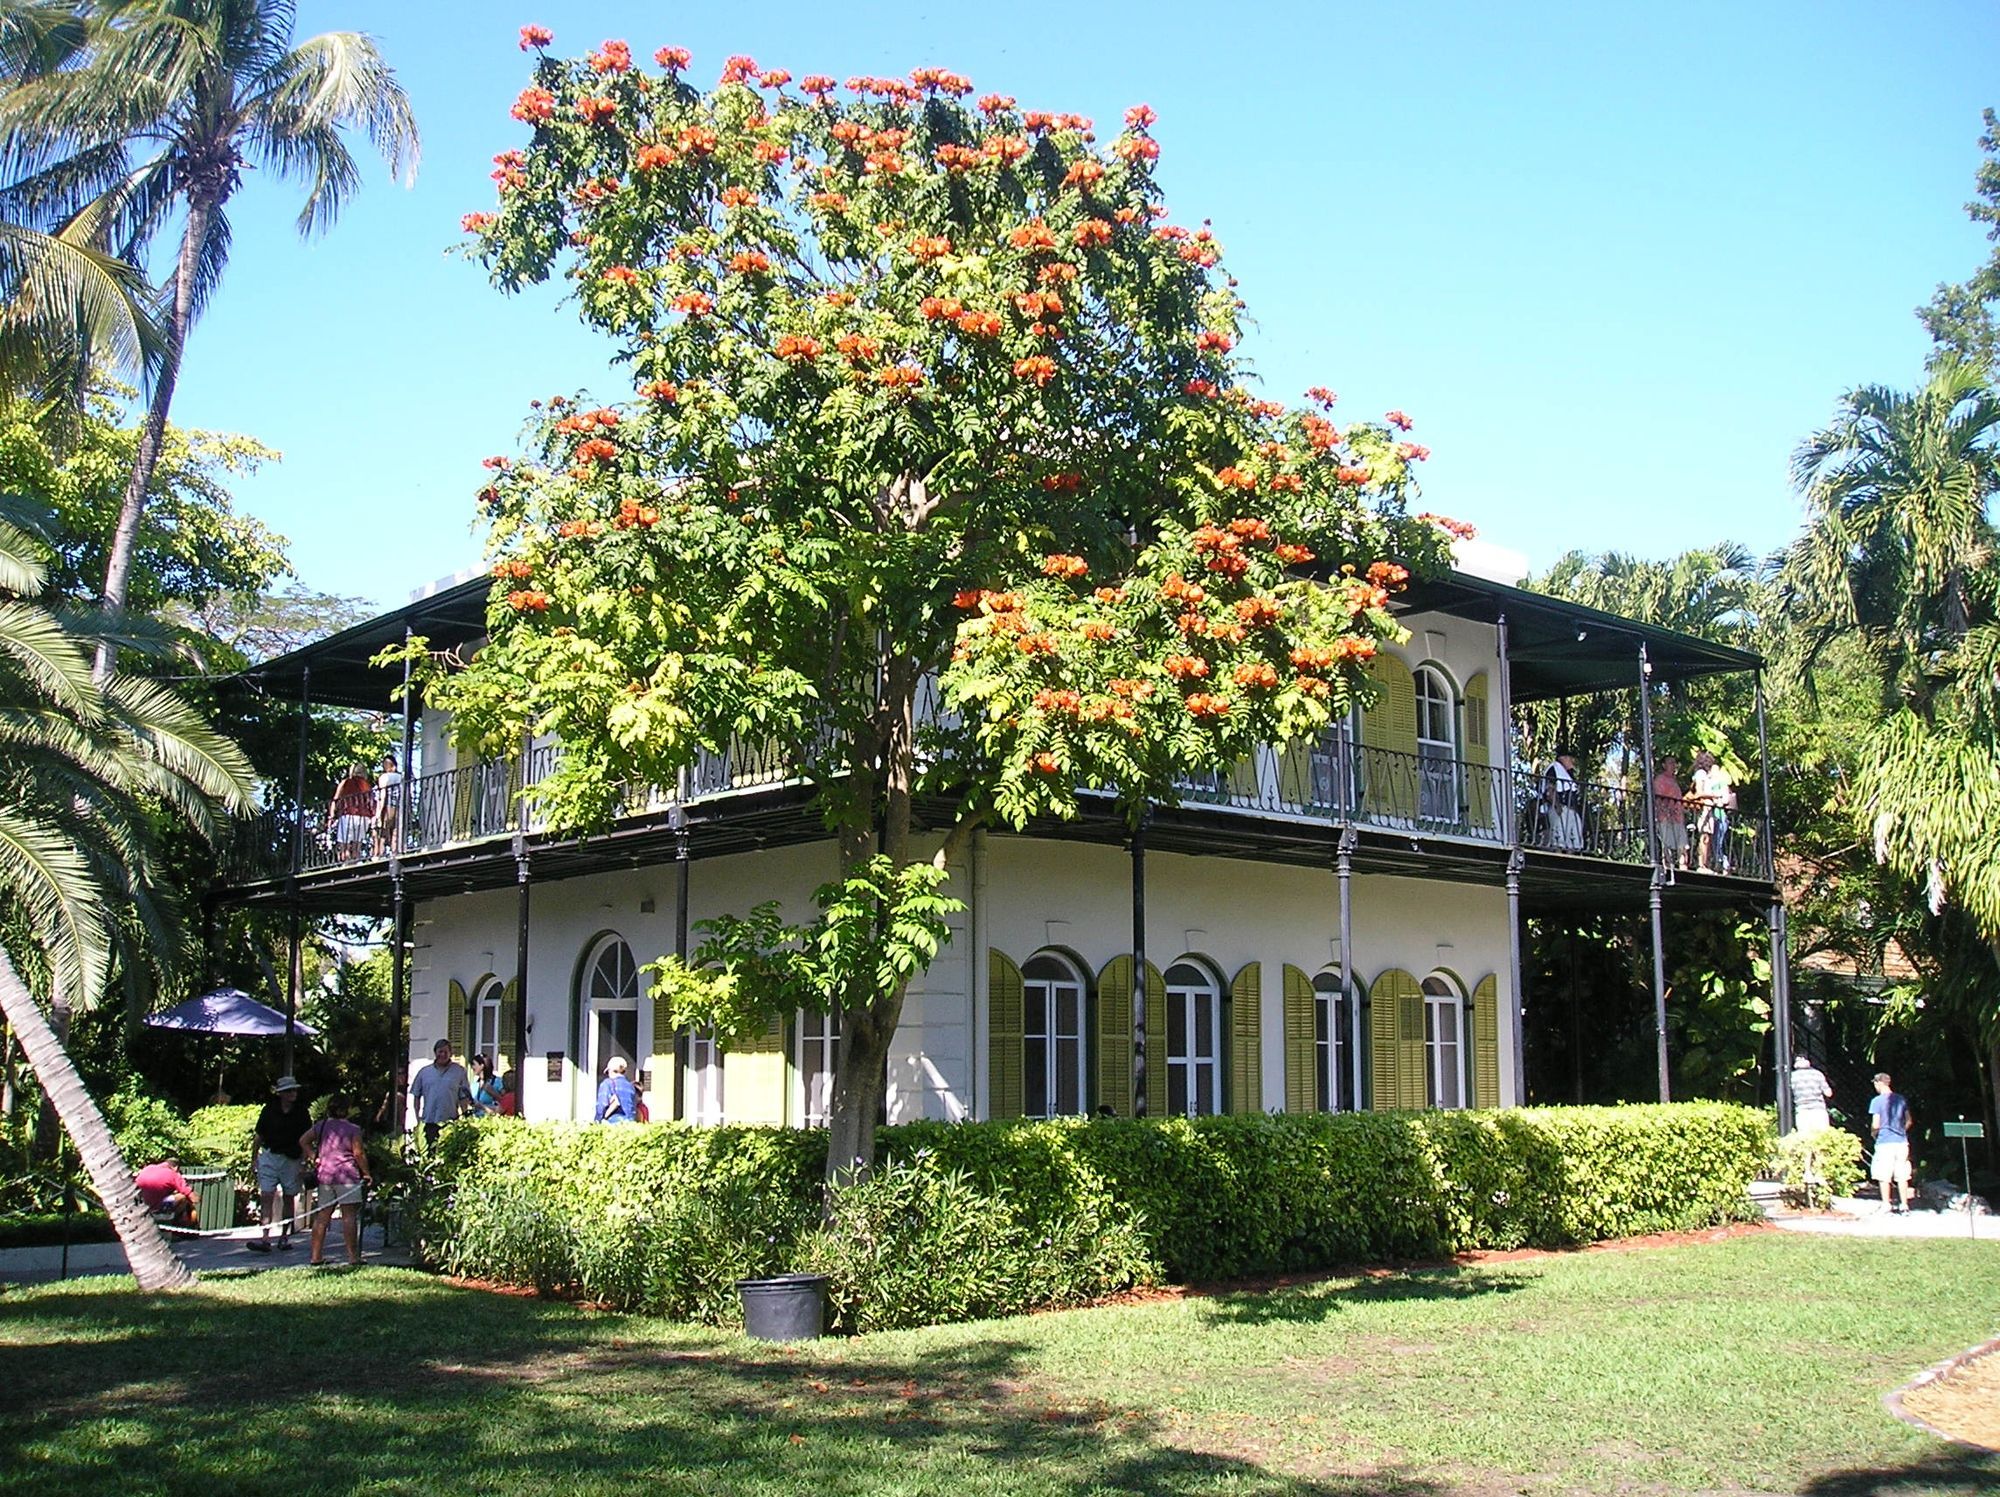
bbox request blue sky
[157,1,2000,612]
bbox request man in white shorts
[1868,1072,1914,1214]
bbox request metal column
[1497,612,1527,1105]
[389,633,415,1135]
[672,808,690,1121]
[1131,809,1149,1118]
[512,733,532,1119]
[283,664,310,1075]
[1753,671,1794,1132]
[1337,827,1359,1109]
[1635,643,1670,1102]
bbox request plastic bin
[183,1170,236,1231]
[737,1274,829,1341]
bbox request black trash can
[737,1273,829,1341]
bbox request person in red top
[326,765,375,862]
[135,1158,196,1227]
[1652,754,1688,870]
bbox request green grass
[1,1233,1995,1495]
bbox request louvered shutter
[1463,671,1494,834]
[1096,955,1132,1118]
[1398,979,1428,1109]
[1282,964,1316,1112]
[499,979,519,1069]
[1141,962,1166,1115]
[649,984,677,1118]
[1369,970,1402,1110]
[989,950,1025,1120]
[1228,961,1262,1113]
[727,1015,787,1125]
[1361,655,1420,819]
[446,978,468,1058]
[1472,974,1501,1108]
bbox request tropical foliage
[424,35,1453,1176]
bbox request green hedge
[0,1210,117,1250]
[184,1105,262,1181]
[420,1103,1770,1331]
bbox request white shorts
[256,1150,302,1196]
[1871,1140,1910,1182]
[315,1178,365,1211]
[336,814,371,844]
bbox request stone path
[0,1222,412,1288]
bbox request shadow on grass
[0,1268,1460,1497]
[1798,1449,2000,1495]
[1198,1266,1532,1327]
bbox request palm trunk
[94,196,213,681]
[0,950,192,1291]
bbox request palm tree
[0,209,164,417]
[0,496,254,1291]
[1782,358,2000,717]
[0,0,418,674]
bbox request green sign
[1943,1120,1985,1140]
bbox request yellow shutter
[1096,955,1131,1118]
[499,978,519,1073]
[1463,670,1494,835]
[1141,961,1166,1115]
[1369,970,1400,1110]
[989,950,1025,1120]
[446,978,468,1058]
[1228,961,1262,1114]
[649,985,677,1117]
[1360,654,1419,820]
[1282,963,1316,1112]
[1399,983,1428,1108]
[1473,974,1501,1109]
[726,1015,787,1125]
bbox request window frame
[581,934,642,1100]
[1311,967,1350,1112]
[472,976,504,1072]
[1163,959,1224,1118]
[796,1008,841,1128]
[1421,973,1466,1110]
[1021,951,1089,1120]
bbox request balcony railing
[224,731,1768,887]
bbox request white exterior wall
[411,825,1519,1126]
[1392,609,1505,756]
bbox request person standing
[372,751,405,858]
[593,1055,640,1124]
[1689,750,1734,873]
[470,1053,504,1115]
[1868,1072,1915,1214]
[1789,1055,1833,1134]
[250,1076,311,1252]
[1652,754,1688,871]
[326,764,375,862]
[1542,751,1585,852]
[410,1039,473,1147]
[302,1093,372,1267]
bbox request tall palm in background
[0,496,253,1290]
[0,208,163,421]
[0,0,417,674]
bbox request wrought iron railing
[225,729,1769,886]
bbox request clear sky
[155,1,2000,613]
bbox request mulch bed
[1889,1337,2000,1452]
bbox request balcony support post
[283,663,310,1074]
[389,876,408,1137]
[1753,669,1775,884]
[1769,899,1795,1134]
[672,807,691,1122]
[513,729,532,1120]
[1497,612,1527,1106]
[1506,851,1526,1105]
[1130,807,1149,1118]
[1337,826,1358,1110]
[1636,643,1670,1102]
[395,626,417,863]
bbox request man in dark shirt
[250,1076,312,1252]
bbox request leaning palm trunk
[0,949,191,1291]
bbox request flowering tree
[432,30,1452,1179]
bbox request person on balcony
[1541,751,1585,852]
[326,764,375,862]
[372,751,404,857]
[1689,750,1734,873]
[1652,755,1688,870]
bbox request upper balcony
[215,563,1776,913]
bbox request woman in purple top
[302,1093,372,1266]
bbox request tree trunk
[0,950,193,1291]
[824,1000,898,1193]
[94,195,214,681]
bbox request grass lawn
[1,1231,1995,1495]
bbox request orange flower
[1297,675,1330,697]
[602,265,641,286]
[635,144,678,172]
[576,96,618,125]
[671,291,714,315]
[934,143,983,172]
[1176,611,1208,636]
[519,25,554,49]
[1235,595,1282,627]
[753,140,788,164]
[955,309,1003,339]
[728,250,772,275]
[1077,620,1116,642]
[1228,516,1271,540]
[984,135,1031,165]
[1385,409,1413,431]
[1093,585,1127,604]
[492,558,534,580]
[952,589,987,609]
[1032,752,1062,775]
[1164,654,1209,680]
[774,334,822,361]
[573,437,620,466]
[1017,632,1057,655]
[588,40,632,73]
[807,190,851,213]
[1184,692,1230,717]
[799,73,836,94]
[720,185,756,207]
[1274,542,1315,564]
[759,68,792,88]
[1040,553,1088,579]
[978,93,1015,113]
[909,235,952,261]
[1232,661,1280,689]
[511,87,556,124]
[1160,574,1206,603]
[1267,474,1303,495]
[1336,465,1372,485]
[876,364,925,388]
[1008,220,1058,252]
[1032,688,1082,714]
[1072,218,1114,248]
[677,126,718,156]
[982,591,1025,613]
[461,212,497,232]
[1114,136,1160,164]
[823,289,856,307]
[507,589,552,612]
[836,334,881,363]
[1012,355,1057,386]
[655,46,692,70]
[1038,262,1079,284]
[1215,467,1257,491]
[1125,104,1157,128]
[862,151,905,176]
[920,296,965,321]
[1205,552,1250,577]
[1040,472,1083,492]
[639,379,680,402]
[1366,561,1410,590]
[1195,330,1232,353]
[1109,677,1152,698]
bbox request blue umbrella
[145,987,317,1038]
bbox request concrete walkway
[1751,1180,1999,1242]
[0,1222,411,1288]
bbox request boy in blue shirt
[1868,1072,1914,1214]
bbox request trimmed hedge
[421,1103,1770,1330]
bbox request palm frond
[0,805,111,1000]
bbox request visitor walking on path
[251,1076,310,1252]
[410,1039,473,1147]
[1790,1055,1833,1134]
[1869,1072,1915,1214]
[302,1093,372,1266]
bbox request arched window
[1164,960,1222,1117]
[797,1009,840,1128]
[471,976,505,1072]
[1422,974,1465,1109]
[1022,953,1088,1118]
[1414,666,1458,823]
[582,935,641,1098]
[684,1031,723,1125]
[1311,968,1350,1111]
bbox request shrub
[423,1103,1772,1330]
[1771,1126,1866,1209]
[102,1083,190,1170]
[184,1104,261,1181]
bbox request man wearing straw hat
[250,1075,311,1253]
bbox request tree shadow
[0,1269,1465,1496]
[1797,1449,1999,1495]
[1197,1267,1532,1327]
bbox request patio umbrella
[145,987,318,1038]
